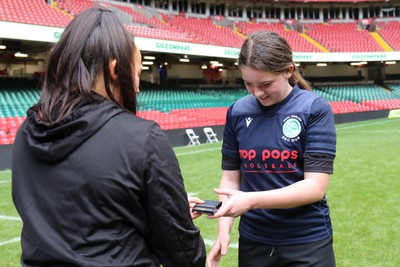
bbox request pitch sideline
[0,215,21,221]
[0,237,20,247]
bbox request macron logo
[246,117,253,127]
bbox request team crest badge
[282,117,301,141]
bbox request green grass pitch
[1,117,399,266]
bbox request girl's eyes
[245,83,271,88]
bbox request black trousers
[238,236,336,267]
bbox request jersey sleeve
[221,105,241,165]
[304,152,335,174]
[305,97,336,156]
[221,154,241,170]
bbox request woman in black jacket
[12,7,206,267]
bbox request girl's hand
[209,188,250,218]
[206,232,230,267]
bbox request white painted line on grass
[203,238,238,249]
[176,147,221,156]
[0,179,11,184]
[0,236,238,249]
[187,192,198,197]
[0,237,20,247]
[0,218,238,248]
[0,215,21,221]
[337,118,399,131]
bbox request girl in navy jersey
[207,30,337,267]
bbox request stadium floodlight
[14,52,28,58]
[179,58,190,62]
[385,61,396,65]
[142,66,150,70]
[143,56,156,60]
[350,62,367,66]
[316,63,327,67]
[142,61,154,65]
[0,45,6,49]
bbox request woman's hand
[188,196,204,220]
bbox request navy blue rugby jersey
[222,85,336,246]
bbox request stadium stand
[304,22,385,52]
[2,1,400,144]
[0,0,398,53]
[56,0,94,16]
[0,0,71,27]
[375,21,400,51]
[313,81,400,113]
[237,21,323,52]
[2,76,400,144]
[168,15,245,47]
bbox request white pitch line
[0,215,21,221]
[176,147,221,156]
[203,238,238,249]
[0,237,238,249]
[0,219,238,249]
[0,179,11,184]
[0,237,20,247]
[337,118,399,131]
[187,192,198,197]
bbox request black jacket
[12,95,206,267]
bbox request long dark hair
[34,7,138,123]
[238,30,311,90]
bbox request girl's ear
[109,59,118,81]
[283,64,294,79]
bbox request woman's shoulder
[112,111,162,133]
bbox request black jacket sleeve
[143,122,206,267]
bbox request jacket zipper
[270,246,276,256]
